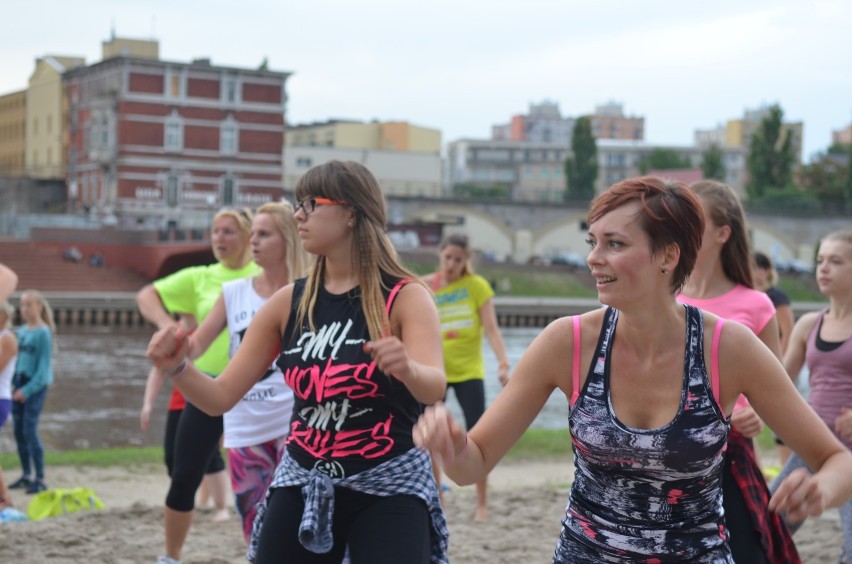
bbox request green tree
[637,148,692,174]
[746,104,795,198]
[847,143,852,202]
[798,153,848,210]
[564,116,598,201]
[453,182,510,200]
[700,143,726,180]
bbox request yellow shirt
[433,274,494,383]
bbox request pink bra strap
[385,279,408,318]
[711,318,725,407]
[571,316,581,406]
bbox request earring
[347,221,354,228]
[661,268,668,274]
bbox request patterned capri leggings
[228,436,287,542]
[770,451,852,563]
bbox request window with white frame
[223,77,238,103]
[100,115,109,147]
[221,176,236,206]
[165,113,183,151]
[220,120,237,155]
[165,174,180,207]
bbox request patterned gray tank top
[555,305,732,563]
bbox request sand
[0,459,843,563]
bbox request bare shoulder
[259,283,296,332]
[717,317,763,354]
[793,310,820,332]
[267,283,295,305]
[0,331,15,348]
[395,279,433,302]
[531,308,605,357]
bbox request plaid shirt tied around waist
[247,447,449,563]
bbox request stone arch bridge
[385,196,850,265]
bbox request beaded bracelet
[163,359,188,379]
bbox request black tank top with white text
[277,278,422,479]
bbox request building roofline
[63,55,292,80]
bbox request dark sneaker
[25,480,47,495]
[8,477,32,490]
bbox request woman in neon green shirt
[425,233,510,522]
[137,207,258,564]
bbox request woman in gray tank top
[772,229,852,562]
[416,177,852,563]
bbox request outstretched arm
[415,316,573,485]
[480,297,511,386]
[722,321,852,522]
[140,366,166,432]
[782,312,817,385]
[148,285,293,415]
[776,304,795,355]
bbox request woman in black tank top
[148,160,449,563]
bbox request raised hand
[413,402,468,467]
[768,467,829,523]
[147,325,190,373]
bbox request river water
[0,326,568,452]
[0,325,810,453]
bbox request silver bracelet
[163,359,188,379]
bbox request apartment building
[832,124,852,146]
[590,102,644,141]
[285,119,442,197]
[0,90,26,176]
[25,55,86,179]
[695,106,804,163]
[492,100,644,145]
[446,138,747,201]
[64,37,290,226]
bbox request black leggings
[253,486,431,564]
[446,379,485,430]
[165,402,224,512]
[164,408,225,478]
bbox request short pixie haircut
[588,176,704,293]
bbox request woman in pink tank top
[772,229,852,562]
[679,180,796,563]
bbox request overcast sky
[3,0,850,161]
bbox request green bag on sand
[27,487,105,521]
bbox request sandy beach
[0,458,842,563]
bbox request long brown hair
[689,180,754,288]
[294,160,422,341]
[439,233,475,277]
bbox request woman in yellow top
[424,233,510,522]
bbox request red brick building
[64,55,290,226]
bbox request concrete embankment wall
[5,293,828,329]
